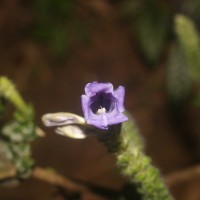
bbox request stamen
[96,107,106,115]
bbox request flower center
[90,92,115,115]
[96,107,106,115]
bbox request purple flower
[81,81,128,129]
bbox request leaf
[0,140,16,181]
[133,1,171,65]
[175,15,200,81]
[166,44,191,103]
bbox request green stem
[0,76,28,114]
[116,116,173,200]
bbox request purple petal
[86,112,128,129]
[81,95,90,119]
[87,114,108,129]
[85,82,113,97]
[86,109,128,129]
[113,86,125,112]
[105,112,128,126]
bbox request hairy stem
[116,116,174,200]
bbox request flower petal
[113,86,125,112]
[106,112,128,126]
[85,82,113,97]
[87,114,108,129]
[81,95,90,119]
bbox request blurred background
[1,0,200,199]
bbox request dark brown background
[0,0,200,199]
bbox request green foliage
[3,113,36,143]
[35,0,74,21]
[0,140,15,180]
[175,15,200,81]
[0,99,5,117]
[116,114,173,200]
[6,142,34,178]
[166,15,200,104]
[33,0,88,59]
[0,77,28,114]
[166,44,191,103]
[122,0,171,65]
[0,77,37,178]
[182,0,200,27]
